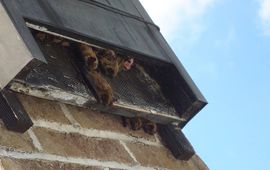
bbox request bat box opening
[9,25,185,125]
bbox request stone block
[17,94,70,124]
[67,105,156,141]
[33,128,135,165]
[0,121,35,152]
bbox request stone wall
[0,94,208,170]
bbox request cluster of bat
[35,32,157,135]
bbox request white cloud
[139,0,215,43]
[215,26,236,48]
[259,0,270,36]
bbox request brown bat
[77,44,113,105]
[52,37,70,47]
[86,70,113,105]
[122,117,157,135]
[78,44,99,71]
[122,116,142,131]
[35,32,70,47]
[142,119,157,135]
[118,57,134,72]
[97,49,120,77]
[35,32,47,42]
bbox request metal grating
[105,64,177,116]
[10,31,93,107]
[9,29,181,123]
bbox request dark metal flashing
[129,0,154,23]
[3,0,168,62]
[159,124,195,160]
[180,100,207,128]
[24,19,161,65]
[77,0,160,30]
[0,89,33,133]
[148,26,207,103]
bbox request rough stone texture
[33,128,135,164]
[127,142,200,170]
[66,105,156,141]
[0,121,35,152]
[190,154,209,170]
[0,94,208,170]
[0,158,102,170]
[17,94,70,124]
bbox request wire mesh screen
[18,29,179,119]
[13,33,93,101]
[104,64,177,116]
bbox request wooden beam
[0,89,33,133]
[159,124,195,160]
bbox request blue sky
[140,0,270,169]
